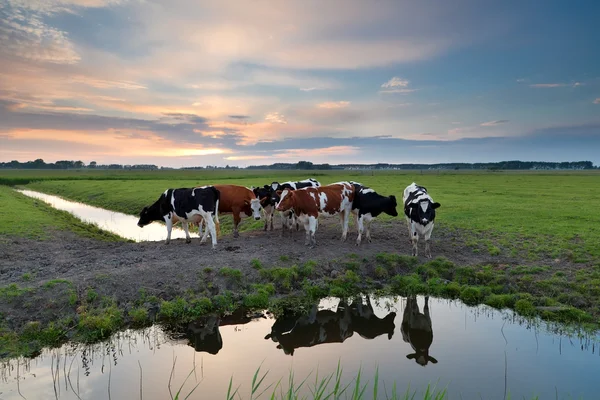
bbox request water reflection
[1,295,599,400]
[16,189,189,242]
[401,295,437,366]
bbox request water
[16,190,191,242]
[1,296,598,400]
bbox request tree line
[0,159,596,171]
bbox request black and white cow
[270,178,321,235]
[402,182,441,258]
[350,182,398,246]
[401,296,437,366]
[137,186,219,248]
[253,185,276,231]
[349,295,396,340]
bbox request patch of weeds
[159,297,188,321]
[514,299,536,317]
[329,270,362,297]
[488,245,501,256]
[301,280,328,300]
[243,284,275,309]
[347,253,359,259]
[484,294,517,309]
[460,286,484,306]
[345,261,360,272]
[203,267,214,274]
[94,273,110,281]
[375,253,419,272]
[22,273,32,281]
[390,273,427,296]
[128,307,149,326]
[279,255,290,262]
[250,259,263,270]
[77,305,123,342]
[189,297,214,317]
[86,288,98,304]
[0,283,32,300]
[212,291,236,314]
[260,264,313,291]
[374,266,388,279]
[44,279,72,289]
[68,290,78,306]
[509,265,550,275]
[219,267,243,282]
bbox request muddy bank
[1,218,596,359]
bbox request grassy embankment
[1,169,600,359]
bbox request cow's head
[409,200,440,225]
[245,197,262,220]
[275,189,294,211]
[137,206,153,227]
[386,195,399,217]
[253,185,273,207]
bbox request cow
[137,186,219,248]
[401,296,437,366]
[275,182,355,247]
[349,295,396,340]
[264,300,353,356]
[350,182,398,246]
[270,178,321,235]
[402,182,441,258]
[195,184,262,239]
[174,310,266,355]
[253,185,276,231]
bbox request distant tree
[89,161,97,169]
[74,160,85,168]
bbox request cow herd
[137,178,441,258]
[174,295,436,366]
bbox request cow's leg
[280,212,286,237]
[200,217,210,243]
[365,215,373,243]
[343,209,351,241]
[410,222,419,257]
[232,212,241,238]
[182,221,192,244]
[424,223,434,259]
[307,304,318,324]
[262,205,270,231]
[355,214,364,246]
[303,217,311,246]
[269,209,274,231]
[164,217,173,245]
[308,215,318,246]
[205,213,218,249]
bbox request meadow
[10,168,600,263]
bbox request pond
[16,190,188,242]
[1,295,598,400]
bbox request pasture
[1,168,600,363]
[15,168,600,262]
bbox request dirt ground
[0,218,578,333]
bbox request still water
[16,190,190,242]
[1,296,598,400]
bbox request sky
[1,0,599,167]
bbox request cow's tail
[213,186,221,238]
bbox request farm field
[1,169,600,361]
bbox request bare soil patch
[0,218,588,333]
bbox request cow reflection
[185,310,263,355]
[401,296,438,366]
[349,295,396,340]
[265,300,353,356]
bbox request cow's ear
[142,206,148,213]
[432,202,441,209]
[244,200,250,206]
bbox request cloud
[381,77,410,89]
[480,120,509,126]
[317,101,351,109]
[379,77,418,94]
[264,112,287,124]
[594,98,600,104]
[69,76,147,90]
[529,82,582,88]
[228,115,250,120]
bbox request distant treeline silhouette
[0,159,596,171]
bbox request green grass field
[7,169,600,263]
[0,185,123,241]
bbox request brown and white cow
[196,184,262,239]
[275,182,354,246]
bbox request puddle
[1,295,598,400]
[16,189,191,242]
